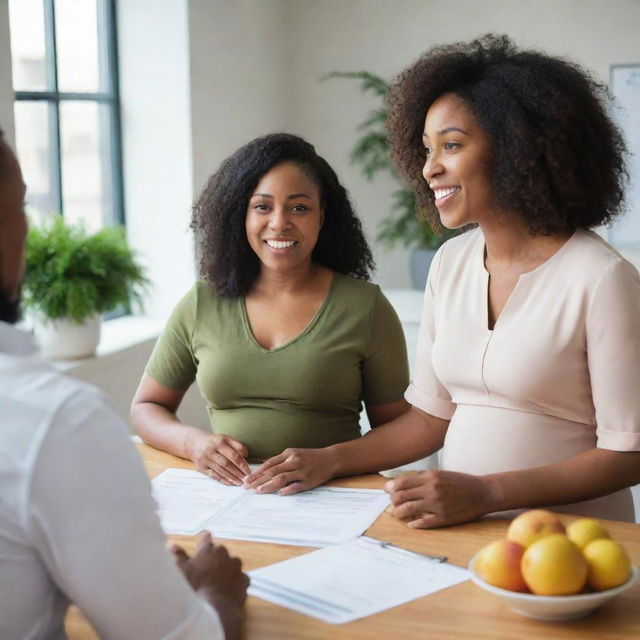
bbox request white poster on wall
[609,65,640,248]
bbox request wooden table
[66,443,640,639]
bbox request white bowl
[468,553,639,621]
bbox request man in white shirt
[0,131,248,639]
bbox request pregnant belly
[440,404,597,475]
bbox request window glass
[60,101,113,233]
[609,66,640,247]
[55,0,102,93]
[8,0,49,92]
[13,101,58,222]
[8,0,123,229]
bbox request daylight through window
[9,0,123,232]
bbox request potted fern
[23,216,148,359]
[324,71,457,288]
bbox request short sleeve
[146,285,199,390]
[587,258,640,451]
[405,246,456,419]
[361,288,410,405]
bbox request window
[609,64,640,248]
[8,0,124,232]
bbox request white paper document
[151,468,245,535]
[248,536,469,624]
[151,468,389,546]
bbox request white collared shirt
[0,322,224,639]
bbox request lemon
[521,533,587,595]
[566,518,610,550]
[583,538,631,591]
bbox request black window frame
[12,0,125,227]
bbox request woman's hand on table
[384,470,497,528]
[172,532,249,640]
[186,431,250,486]
[242,447,339,495]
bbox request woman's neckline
[241,270,338,353]
[478,228,579,332]
[480,228,579,280]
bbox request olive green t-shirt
[145,273,409,460]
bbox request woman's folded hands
[242,447,340,494]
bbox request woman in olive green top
[132,134,410,490]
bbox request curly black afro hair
[387,34,628,235]
[191,133,374,297]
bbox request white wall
[283,0,640,287]
[117,0,196,319]
[0,0,15,142]
[188,0,290,194]
[116,0,293,318]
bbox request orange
[506,509,565,548]
[521,533,587,595]
[475,539,528,592]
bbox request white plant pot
[33,314,102,360]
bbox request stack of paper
[248,536,469,624]
[151,468,390,547]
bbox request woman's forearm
[328,406,449,477]
[485,448,640,512]
[131,402,208,461]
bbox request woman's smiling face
[422,93,497,229]
[245,162,324,275]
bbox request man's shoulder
[0,355,124,458]
[3,355,104,415]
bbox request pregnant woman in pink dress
[245,35,640,525]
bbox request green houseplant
[23,216,148,359]
[324,71,457,287]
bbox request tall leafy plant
[324,71,457,250]
[24,216,149,323]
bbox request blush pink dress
[406,228,640,521]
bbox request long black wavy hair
[386,34,628,235]
[192,133,374,297]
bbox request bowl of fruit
[468,510,638,621]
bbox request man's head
[0,128,27,324]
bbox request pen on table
[362,537,447,563]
